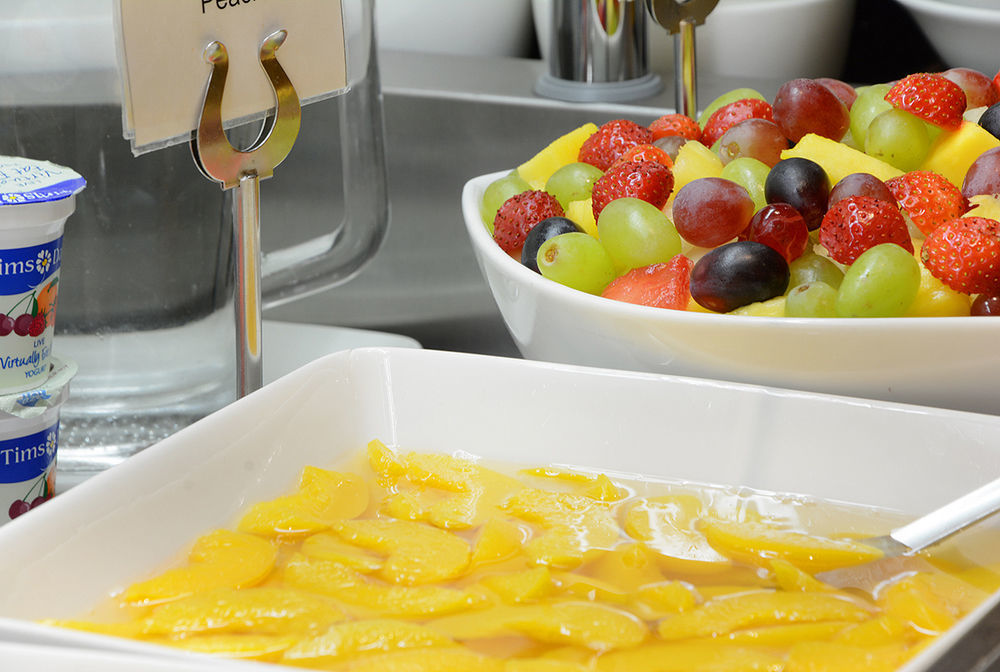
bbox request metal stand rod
[674,18,697,118]
[191,29,300,400]
[234,173,263,397]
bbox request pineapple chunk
[669,141,724,199]
[781,133,903,185]
[921,121,1000,188]
[564,199,597,237]
[517,123,599,189]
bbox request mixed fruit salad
[479,67,1000,317]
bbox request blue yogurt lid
[0,156,86,206]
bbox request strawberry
[601,255,693,310]
[613,143,673,168]
[577,119,653,170]
[886,170,968,236]
[994,68,1000,99]
[884,73,966,131]
[591,160,675,220]
[921,216,1000,294]
[818,195,913,265]
[493,190,564,255]
[649,113,702,142]
[701,98,774,148]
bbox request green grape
[596,197,682,273]
[537,232,617,295]
[698,88,767,127]
[864,109,931,171]
[480,172,531,233]
[848,84,893,149]
[720,158,770,212]
[545,162,604,209]
[835,243,920,318]
[785,282,838,317]
[788,252,844,290]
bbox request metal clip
[191,29,302,399]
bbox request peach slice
[470,517,526,567]
[784,641,914,672]
[622,495,731,574]
[237,467,369,537]
[300,532,384,573]
[281,619,453,666]
[699,520,884,574]
[656,590,871,641]
[501,488,620,569]
[595,641,783,672]
[429,601,647,651]
[282,554,487,618]
[121,529,277,605]
[332,519,471,585]
[156,633,298,661]
[315,647,506,672]
[139,586,348,637]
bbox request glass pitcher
[0,0,388,475]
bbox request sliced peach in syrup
[501,488,620,570]
[656,591,872,641]
[595,641,783,672]
[622,495,731,575]
[122,529,277,605]
[139,586,348,637]
[282,553,487,619]
[237,467,369,537]
[332,519,471,585]
[281,619,453,666]
[699,519,884,574]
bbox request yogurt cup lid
[0,156,86,206]
[0,356,77,420]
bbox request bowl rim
[895,0,1000,20]
[463,170,1000,331]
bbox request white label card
[116,0,347,154]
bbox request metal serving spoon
[817,473,1000,589]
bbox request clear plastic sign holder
[645,0,719,117]
[190,30,301,398]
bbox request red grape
[739,203,810,263]
[715,119,789,167]
[963,147,1000,198]
[773,78,850,143]
[672,177,756,248]
[942,68,1000,109]
[829,173,897,208]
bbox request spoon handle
[891,475,1000,553]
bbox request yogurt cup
[0,356,76,524]
[0,157,85,393]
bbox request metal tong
[645,0,719,117]
[191,30,302,399]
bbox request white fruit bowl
[2,346,1000,671]
[895,0,1000,76]
[463,170,1000,416]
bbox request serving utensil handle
[892,475,1000,553]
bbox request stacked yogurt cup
[0,156,84,523]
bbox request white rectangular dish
[1,347,1000,669]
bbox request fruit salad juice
[481,67,1000,319]
[0,156,85,392]
[51,441,1000,672]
